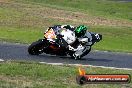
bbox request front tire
[28,39,49,55]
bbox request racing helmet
[74,25,88,37]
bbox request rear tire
[28,39,49,55]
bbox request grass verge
[19,0,132,21]
[0,60,132,88]
[0,0,132,52]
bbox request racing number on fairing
[67,37,70,40]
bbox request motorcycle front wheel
[28,39,49,55]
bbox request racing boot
[72,44,86,59]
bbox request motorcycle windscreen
[44,28,56,39]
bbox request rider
[47,25,93,59]
[67,25,93,59]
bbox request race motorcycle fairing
[28,27,102,59]
[28,28,75,56]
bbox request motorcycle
[28,27,102,59]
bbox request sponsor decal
[76,67,131,85]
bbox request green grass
[19,0,132,21]
[0,61,132,88]
[0,1,132,88]
[0,26,43,44]
[92,26,132,52]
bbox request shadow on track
[29,54,112,63]
[59,56,112,62]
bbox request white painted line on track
[0,59,4,62]
[39,62,63,65]
[39,62,132,70]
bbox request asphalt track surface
[0,42,132,69]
